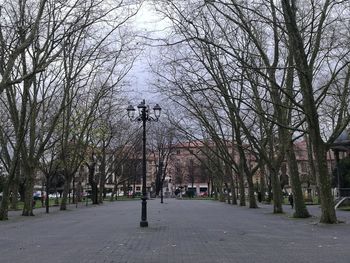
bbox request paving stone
[0,199,349,263]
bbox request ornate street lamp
[127,99,161,227]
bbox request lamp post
[127,99,161,227]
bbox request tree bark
[271,169,283,213]
[259,166,267,202]
[0,179,11,220]
[86,155,99,205]
[60,179,70,210]
[237,169,246,206]
[10,167,20,210]
[246,171,258,208]
[160,179,164,203]
[313,140,336,223]
[230,181,237,205]
[286,139,310,218]
[22,171,35,216]
[306,134,318,203]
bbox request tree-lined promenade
[1,0,350,225]
[1,199,350,263]
[152,0,350,224]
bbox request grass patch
[8,196,142,211]
[282,197,319,205]
[9,199,61,211]
[338,206,350,211]
[104,196,141,201]
[179,197,214,200]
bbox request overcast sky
[126,2,169,106]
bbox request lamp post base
[140,197,148,227]
[140,220,148,227]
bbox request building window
[176,150,181,155]
[136,186,141,191]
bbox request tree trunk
[214,184,219,200]
[259,166,266,202]
[286,139,310,218]
[60,179,70,210]
[271,169,283,213]
[246,171,258,208]
[0,181,10,220]
[237,171,246,206]
[155,168,161,196]
[225,191,229,203]
[45,174,50,213]
[98,150,107,204]
[88,163,98,205]
[219,187,225,202]
[160,179,164,203]
[225,183,231,204]
[76,179,82,203]
[124,182,128,197]
[306,134,318,203]
[22,165,35,216]
[266,173,273,204]
[9,165,20,210]
[226,163,237,205]
[230,182,237,205]
[239,150,257,208]
[22,180,34,216]
[313,140,337,223]
[132,175,136,198]
[90,182,98,204]
[207,181,210,198]
[112,183,118,201]
[98,178,104,204]
[0,155,21,220]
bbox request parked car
[33,191,42,200]
[48,192,60,199]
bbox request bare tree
[151,0,350,222]
[149,120,176,201]
[0,0,143,219]
[280,0,350,223]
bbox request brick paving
[0,199,350,263]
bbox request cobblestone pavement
[0,199,350,263]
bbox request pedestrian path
[0,199,349,263]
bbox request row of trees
[0,0,145,220]
[1,0,349,226]
[150,0,350,223]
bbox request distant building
[32,139,340,200]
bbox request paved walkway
[0,199,350,263]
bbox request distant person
[288,193,294,209]
[257,191,262,202]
